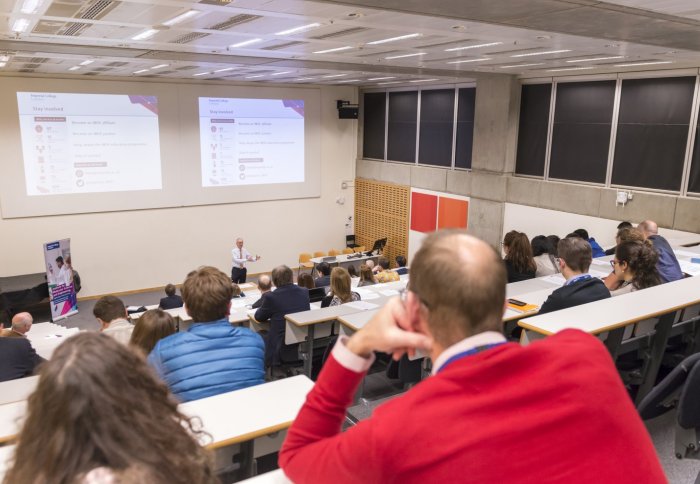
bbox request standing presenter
[231,237,260,283]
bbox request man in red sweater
[279,229,666,483]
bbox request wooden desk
[0,376,38,406]
[518,276,700,402]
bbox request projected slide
[199,97,305,187]
[17,92,162,196]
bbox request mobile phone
[507,298,527,307]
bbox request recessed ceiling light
[133,69,149,74]
[151,64,169,69]
[385,52,426,59]
[296,77,315,81]
[377,81,401,85]
[275,23,321,36]
[68,66,81,71]
[410,78,440,83]
[79,59,94,66]
[511,49,571,58]
[338,79,359,82]
[313,46,353,54]
[565,56,624,63]
[20,0,43,14]
[447,58,492,64]
[614,61,673,67]
[367,76,395,81]
[131,29,158,41]
[229,38,263,48]
[0,56,8,62]
[322,73,347,78]
[0,62,6,68]
[193,72,210,76]
[445,42,503,52]
[245,74,265,79]
[367,33,421,45]
[12,18,30,33]
[270,71,293,76]
[162,10,201,27]
[546,66,594,72]
[214,67,234,73]
[499,63,544,68]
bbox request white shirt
[232,247,252,268]
[102,319,134,345]
[57,265,72,285]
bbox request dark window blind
[387,91,418,163]
[455,87,476,169]
[515,84,551,176]
[362,92,387,159]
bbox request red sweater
[280,330,666,483]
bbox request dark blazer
[255,284,310,366]
[159,294,184,310]
[0,337,44,382]
[538,276,611,315]
[504,260,536,283]
[251,291,270,309]
[314,275,331,288]
[649,235,684,283]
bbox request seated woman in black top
[321,267,360,308]
[503,230,536,283]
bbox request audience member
[297,272,315,289]
[394,255,409,275]
[531,235,559,277]
[604,221,634,255]
[546,235,560,256]
[321,267,361,307]
[0,337,44,382]
[93,295,133,344]
[358,264,376,287]
[314,262,332,288]
[502,230,536,282]
[149,266,264,402]
[6,332,216,483]
[538,237,610,314]
[347,265,358,278]
[130,309,177,356]
[252,274,273,309]
[603,227,646,291]
[609,241,661,296]
[159,283,183,310]
[366,259,375,271]
[1,312,33,338]
[255,265,310,367]
[232,283,245,298]
[279,229,664,483]
[573,228,606,258]
[638,220,684,283]
[374,256,400,283]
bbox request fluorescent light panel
[384,52,426,59]
[367,76,395,81]
[499,63,544,68]
[566,56,624,63]
[68,66,81,71]
[193,72,209,76]
[313,46,352,54]
[377,81,401,85]
[151,64,169,69]
[338,79,359,82]
[20,0,42,14]
[275,23,321,36]
[547,66,594,72]
[133,69,149,74]
[0,56,8,62]
[214,67,234,73]
[162,10,200,27]
[229,38,262,48]
[245,74,264,79]
[445,41,503,52]
[131,29,158,41]
[322,74,347,78]
[447,58,492,64]
[270,71,292,76]
[0,62,6,68]
[410,78,439,83]
[12,18,30,33]
[367,33,420,45]
[511,49,571,58]
[79,59,94,66]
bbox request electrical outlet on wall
[616,190,633,206]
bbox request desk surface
[239,469,291,484]
[518,275,700,336]
[179,375,313,449]
[0,376,38,406]
[310,253,375,265]
[0,400,25,444]
[0,445,15,481]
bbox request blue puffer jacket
[148,319,265,403]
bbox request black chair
[308,287,327,303]
[346,235,360,249]
[638,352,700,482]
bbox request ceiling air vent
[24,63,42,68]
[171,32,210,44]
[263,41,306,51]
[312,27,367,40]
[58,0,120,36]
[209,14,261,31]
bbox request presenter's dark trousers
[231,267,247,283]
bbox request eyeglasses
[399,288,430,310]
[610,260,619,268]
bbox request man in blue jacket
[638,220,684,283]
[148,266,265,402]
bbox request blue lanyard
[437,342,507,374]
[565,274,592,286]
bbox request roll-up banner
[43,239,78,321]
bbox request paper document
[310,302,321,309]
[379,289,399,296]
[230,299,249,308]
[679,260,700,276]
[591,259,611,267]
[675,249,700,258]
[126,305,142,311]
[345,301,379,311]
[540,275,566,286]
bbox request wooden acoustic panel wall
[354,178,409,267]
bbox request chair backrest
[299,253,312,263]
[308,287,327,303]
[638,352,700,420]
[328,249,340,257]
[313,251,327,258]
[679,357,700,429]
[342,248,354,254]
[346,235,356,247]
